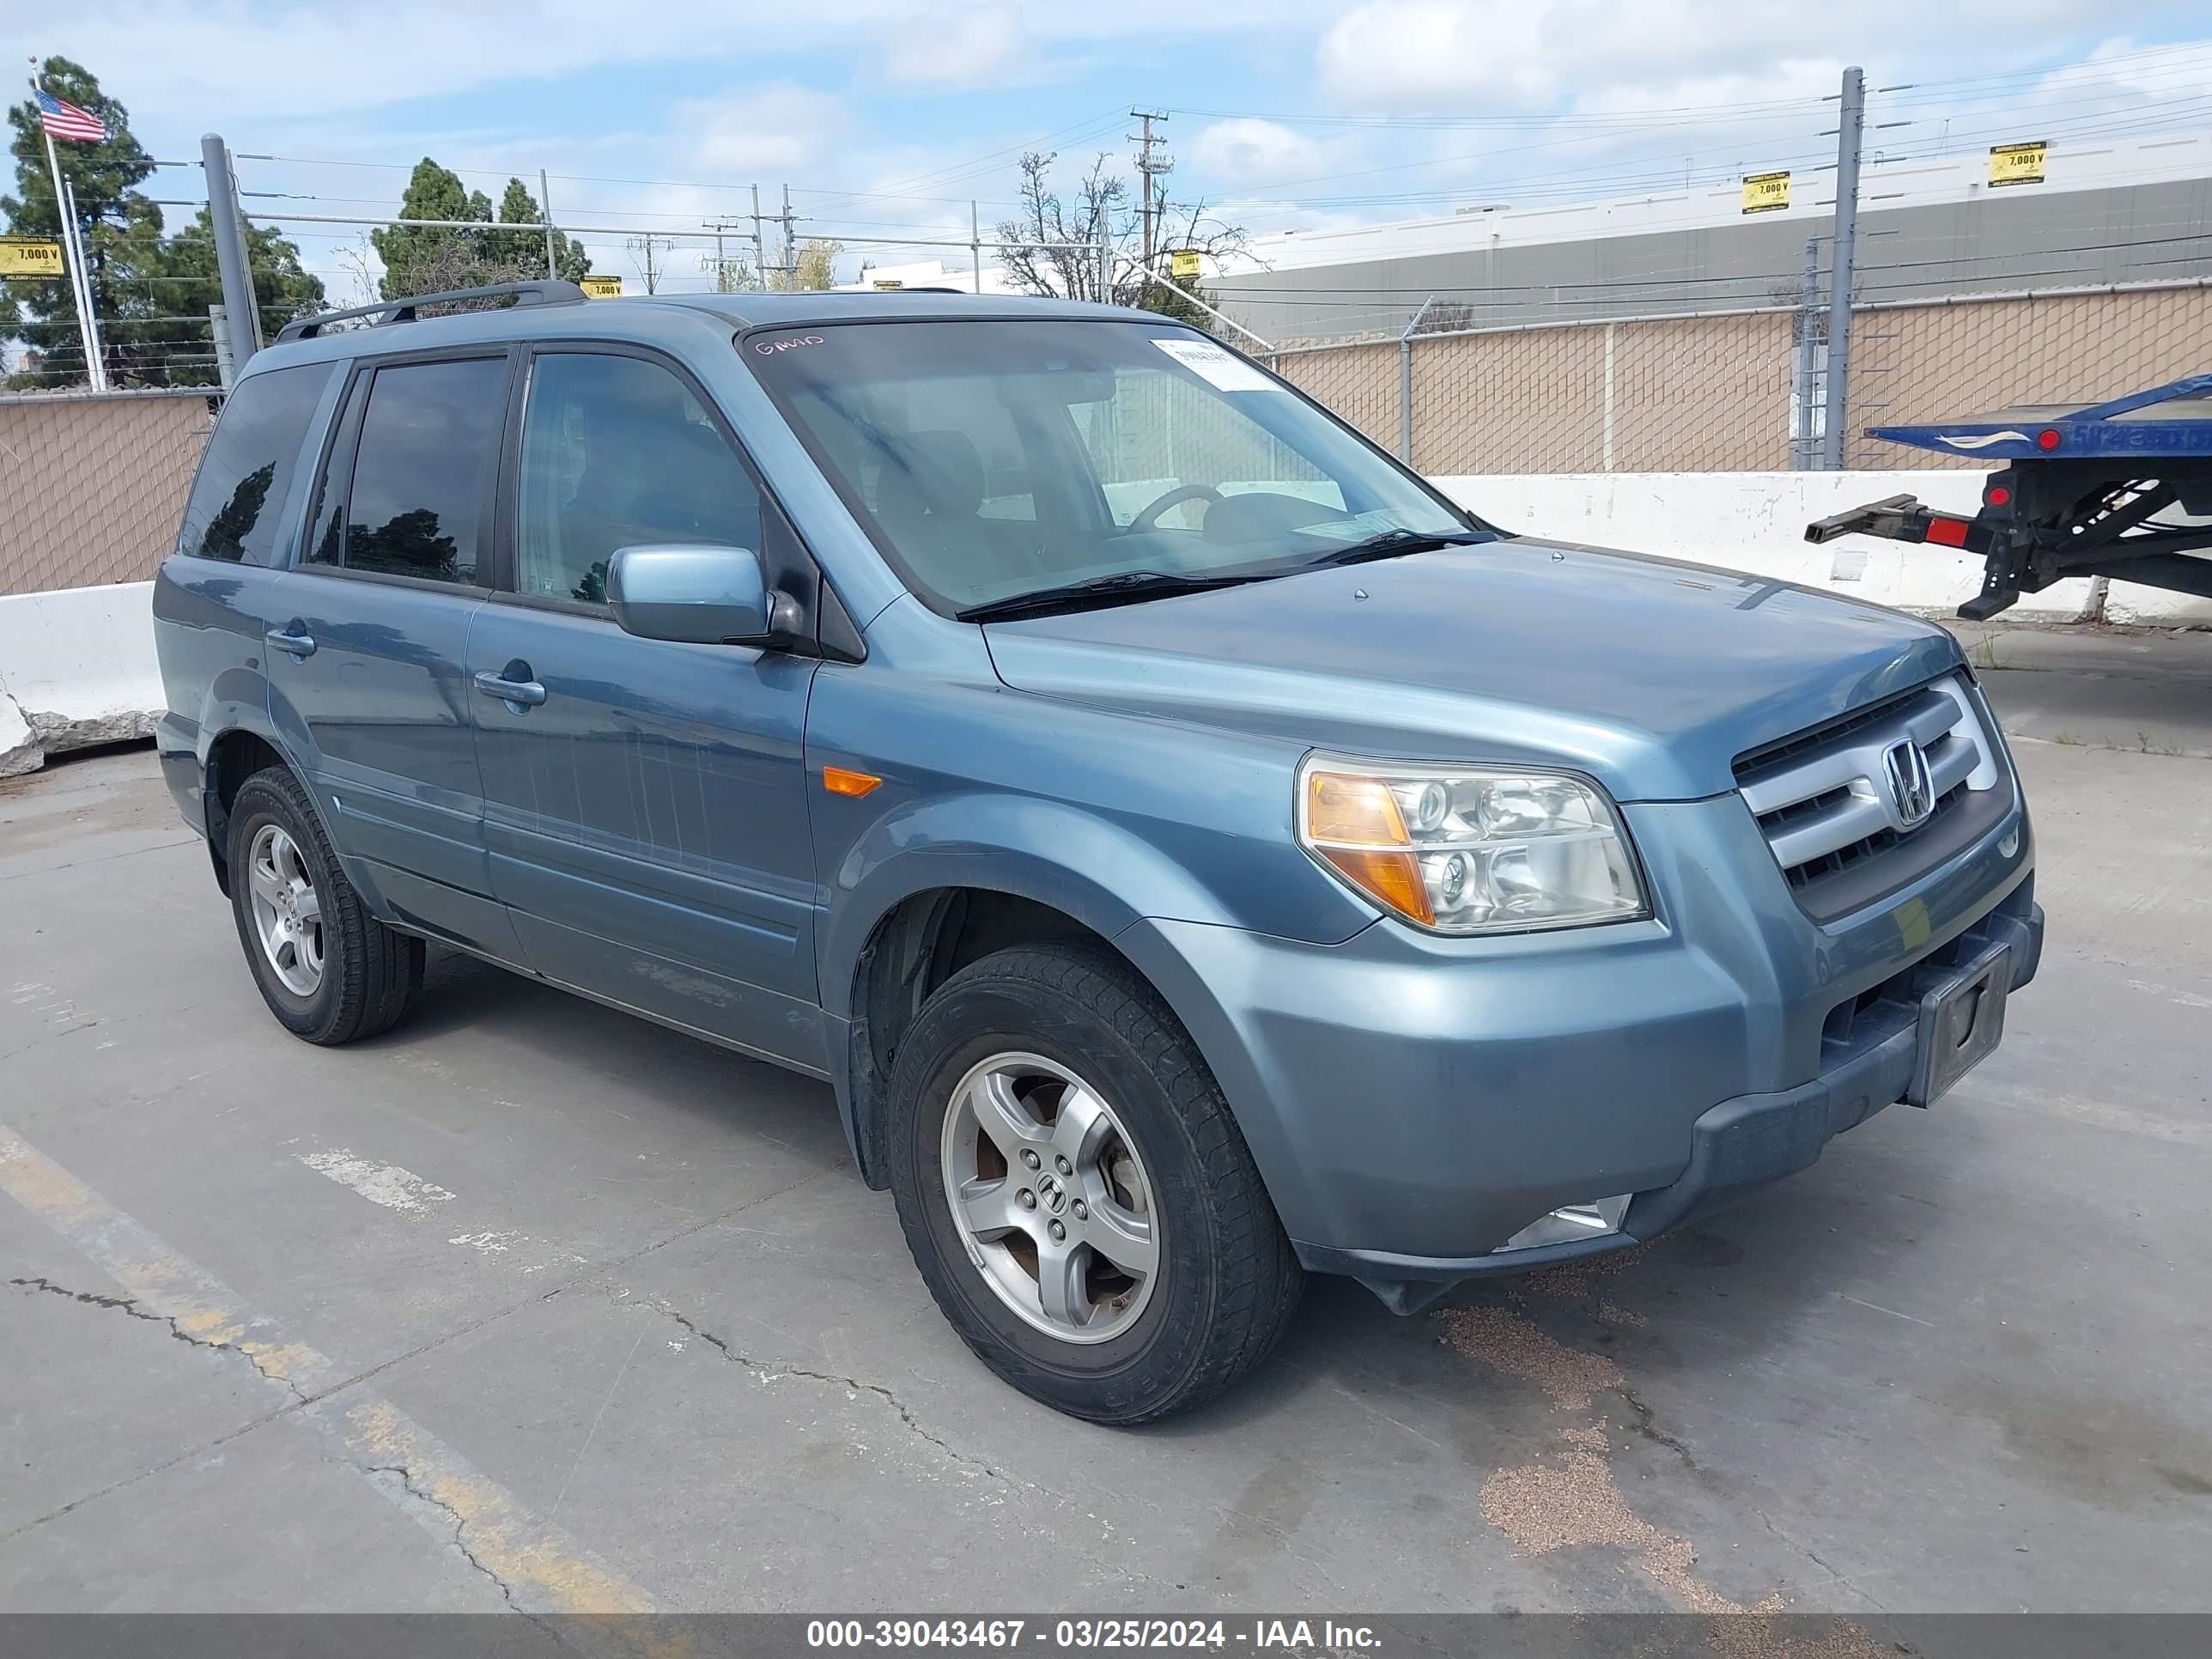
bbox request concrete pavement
[3,629,2207,1616]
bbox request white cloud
[884,4,1030,88]
[14,1,1330,126]
[683,83,850,174]
[1313,0,2166,110]
[1318,2,1553,109]
[1188,118,1342,185]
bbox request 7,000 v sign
[0,239,65,278]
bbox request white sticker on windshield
[1152,337,1275,392]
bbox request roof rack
[275,279,590,343]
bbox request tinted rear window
[176,363,336,564]
[342,357,507,584]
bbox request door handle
[265,627,316,659]
[473,668,548,708]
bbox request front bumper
[1115,784,2039,1311]
[1301,899,2041,1310]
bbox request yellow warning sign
[1170,248,1202,280]
[1740,172,1790,215]
[579,274,623,298]
[0,239,65,277]
[1989,141,2046,188]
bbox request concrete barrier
[1433,471,2212,627]
[0,581,161,777]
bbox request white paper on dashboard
[1151,337,1275,392]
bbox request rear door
[155,361,341,821]
[266,349,519,955]
[465,344,824,1068]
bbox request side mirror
[606,544,799,646]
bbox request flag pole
[31,63,105,392]
[60,177,107,392]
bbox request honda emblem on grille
[1883,738,1936,830]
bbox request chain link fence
[0,389,218,598]
[4,280,2210,598]
[1843,283,2212,469]
[1273,279,2212,477]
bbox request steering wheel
[1128,483,1224,534]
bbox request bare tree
[995,152,1256,330]
[996,152,1122,303]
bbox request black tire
[226,767,424,1046]
[887,941,1302,1424]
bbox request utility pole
[201,133,262,363]
[1821,65,1864,471]
[538,170,558,277]
[702,218,749,290]
[1129,108,1172,273]
[627,234,672,295]
[748,185,768,288]
[781,184,799,289]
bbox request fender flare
[195,674,330,890]
[816,793,1258,1188]
[817,792,1242,1020]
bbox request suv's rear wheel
[226,768,423,1045]
[887,941,1302,1423]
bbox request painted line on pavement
[0,1120,657,1617]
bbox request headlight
[1297,757,1649,934]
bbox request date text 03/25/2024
[804,1620,1382,1651]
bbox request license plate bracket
[1908,942,2013,1108]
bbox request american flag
[34,88,106,145]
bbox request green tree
[158,210,325,384]
[370,159,494,299]
[485,179,590,283]
[2,58,324,387]
[3,57,167,386]
[769,236,842,291]
[371,160,592,300]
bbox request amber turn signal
[1300,769,1434,926]
[823,766,883,797]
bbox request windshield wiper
[1304,526,1495,567]
[956,568,1266,623]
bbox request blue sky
[15,1,2212,300]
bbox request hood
[981,538,1964,802]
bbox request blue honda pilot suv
[153,281,2042,1422]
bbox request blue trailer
[1805,372,2212,619]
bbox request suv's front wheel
[887,942,1302,1423]
[226,767,424,1045]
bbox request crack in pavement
[364,1461,524,1612]
[635,1296,1242,1603]
[1752,1504,1888,1614]
[1614,1381,1702,1474]
[650,1301,1018,1487]
[9,1275,311,1401]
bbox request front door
[466,346,823,1069]
[266,350,517,956]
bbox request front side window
[743,320,1472,613]
[176,362,335,564]
[337,357,507,584]
[514,352,762,605]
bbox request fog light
[1998,830,2020,859]
[1494,1194,1632,1253]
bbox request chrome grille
[1735,675,2002,915]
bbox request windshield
[740,319,1475,614]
